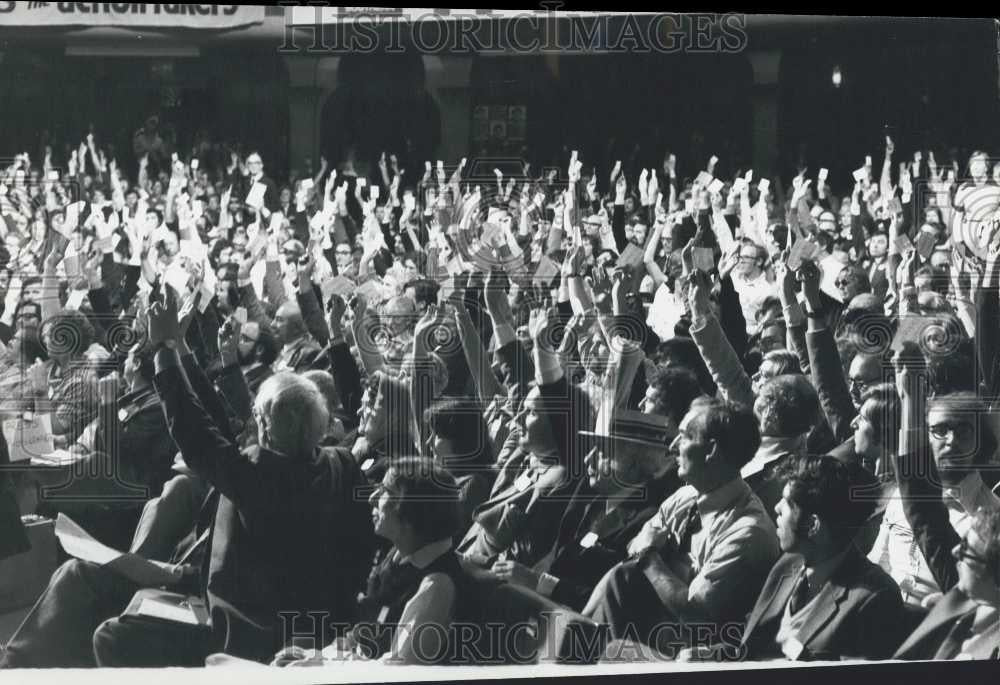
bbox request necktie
[677,502,703,553]
[788,570,811,615]
[934,610,978,660]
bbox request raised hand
[795,259,823,312]
[148,282,181,348]
[218,315,241,367]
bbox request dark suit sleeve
[329,341,363,421]
[787,322,810,375]
[214,364,254,426]
[852,586,906,660]
[153,351,269,512]
[0,430,29,560]
[806,326,856,444]
[296,287,330,348]
[181,353,236,444]
[894,449,959,593]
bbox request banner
[289,7,613,25]
[0,3,265,29]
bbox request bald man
[272,301,322,373]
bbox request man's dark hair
[656,336,716,396]
[403,278,440,309]
[784,456,879,546]
[688,396,760,471]
[424,399,494,476]
[255,323,280,367]
[132,340,157,383]
[384,457,463,542]
[209,239,233,269]
[647,366,703,426]
[755,374,821,438]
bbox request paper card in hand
[321,276,355,300]
[617,243,645,269]
[533,255,560,287]
[886,197,903,215]
[818,255,846,302]
[163,262,191,297]
[695,171,714,188]
[916,230,937,260]
[732,178,748,194]
[787,239,821,271]
[708,179,725,195]
[65,289,87,311]
[818,168,829,181]
[2,413,54,463]
[853,167,868,183]
[190,159,199,171]
[810,205,824,219]
[93,233,121,254]
[757,178,771,193]
[245,182,267,210]
[62,201,86,236]
[692,247,716,273]
[233,307,248,325]
[894,233,914,254]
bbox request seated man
[583,398,781,657]
[1,289,374,668]
[895,509,1000,660]
[737,456,904,661]
[272,457,482,666]
[490,409,685,613]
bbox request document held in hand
[1,412,54,463]
[245,181,267,210]
[54,514,178,587]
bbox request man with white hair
[1,287,375,669]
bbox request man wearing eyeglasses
[241,151,278,215]
[895,509,1000,660]
[333,242,357,280]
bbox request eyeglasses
[849,376,877,396]
[835,279,854,287]
[738,255,757,262]
[954,537,990,567]
[928,421,976,441]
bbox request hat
[580,409,674,449]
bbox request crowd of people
[0,127,1000,668]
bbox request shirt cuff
[536,572,559,598]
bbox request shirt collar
[741,435,804,479]
[804,546,851,592]
[399,538,453,570]
[944,471,996,515]
[696,476,750,516]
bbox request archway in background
[320,50,440,181]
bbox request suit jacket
[276,335,322,374]
[806,326,856,446]
[0,429,29,560]
[154,352,376,660]
[741,547,905,661]
[894,587,982,660]
[534,468,682,612]
[95,385,177,498]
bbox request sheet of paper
[818,254,846,302]
[2,412,54,463]
[853,167,868,183]
[695,171,714,188]
[787,238,821,271]
[757,178,771,193]
[916,230,937,259]
[136,598,199,625]
[30,449,84,467]
[818,168,829,181]
[245,182,267,210]
[65,289,87,311]
[533,255,560,286]
[708,179,724,195]
[54,513,121,565]
[163,262,191,296]
[894,233,914,254]
[692,247,715,272]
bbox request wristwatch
[805,308,826,319]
